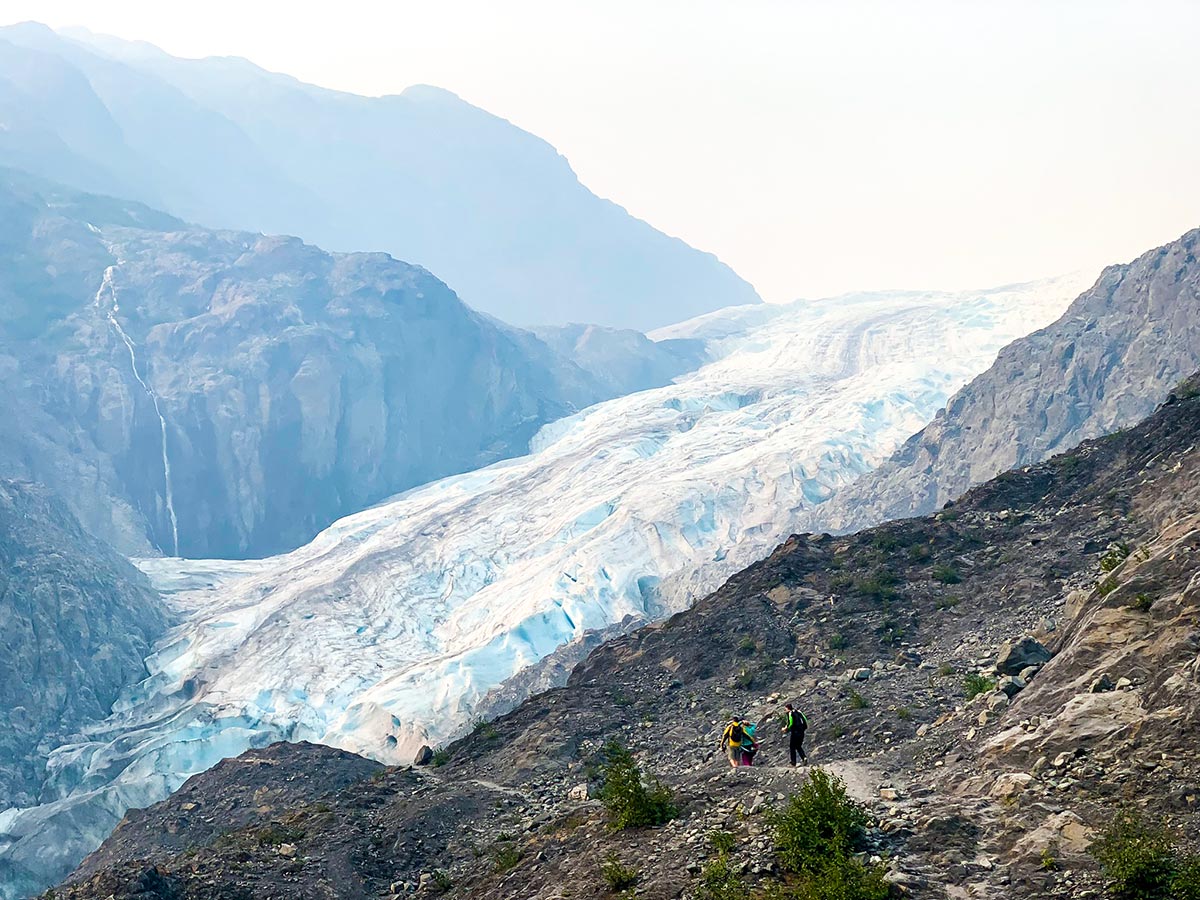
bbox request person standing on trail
[782,703,808,766]
[721,718,750,768]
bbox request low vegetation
[764,768,889,900]
[697,831,744,900]
[599,741,677,830]
[600,854,641,891]
[963,672,996,699]
[1091,807,1200,900]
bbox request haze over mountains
[0,22,760,330]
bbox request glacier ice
[0,274,1092,898]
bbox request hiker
[721,717,754,768]
[740,719,761,766]
[782,702,808,766]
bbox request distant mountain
[0,22,761,329]
[813,228,1200,533]
[0,169,688,559]
[0,479,166,810]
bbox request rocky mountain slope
[0,22,761,329]
[45,377,1200,900]
[0,169,683,559]
[0,479,166,808]
[816,227,1200,534]
[0,275,1083,897]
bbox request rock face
[816,228,1200,533]
[0,479,166,807]
[0,23,761,329]
[995,637,1053,675]
[0,171,649,558]
[42,382,1200,900]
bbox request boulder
[568,782,592,801]
[413,745,434,766]
[990,772,1034,801]
[998,675,1027,698]
[995,637,1052,675]
[1089,673,1116,693]
[852,668,872,681]
[986,691,1011,711]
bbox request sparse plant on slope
[599,740,676,830]
[697,830,744,900]
[600,853,640,891]
[931,563,961,584]
[1091,806,1200,900]
[764,768,889,900]
[963,672,996,699]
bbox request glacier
[0,274,1092,897]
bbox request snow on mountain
[0,273,1091,896]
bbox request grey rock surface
[0,479,167,806]
[0,171,660,558]
[812,228,1200,534]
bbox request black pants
[789,730,807,765]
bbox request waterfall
[95,265,180,556]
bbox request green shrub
[847,689,869,710]
[697,851,745,900]
[1174,376,1200,402]
[764,768,889,900]
[1131,593,1155,613]
[827,632,848,651]
[1097,577,1120,597]
[709,830,737,854]
[1091,808,1175,899]
[936,662,956,677]
[855,571,899,601]
[931,564,961,584]
[600,854,640,891]
[735,667,755,690]
[896,706,912,721]
[908,542,933,562]
[432,748,452,767]
[599,741,676,830]
[472,718,499,740]
[492,842,522,872]
[255,823,304,847]
[963,673,996,699]
[429,870,453,894]
[1100,543,1132,573]
[737,635,758,656]
[936,595,962,610]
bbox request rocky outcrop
[815,228,1200,534]
[0,479,166,807]
[46,382,1200,899]
[0,23,761,329]
[0,171,659,558]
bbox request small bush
[1131,593,1155,613]
[935,595,962,610]
[931,564,961,584]
[1091,808,1175,899]
[1097,577,1120,597]
[908,542,933,562]
[472,718,499,740]
[896,706,912,721]
[600,854,640,891]
[872,533,900,551]
[1041,842,1059,871]
[492,842,522,872]
[737,635,758,656]
[827,632,848,651]
[847,689,869,710]
[432,748,452,767]
[255,823,304,847]
[735,667,755,690]
[1100,543,1132,573]
[697,851,745,900]
[963,673,996,700]
[765,768,888,900]
[599,741,676,830]
[429,870,453,894]
[855,571,899,602]
[710,830,737,854]
[936,662,956,677]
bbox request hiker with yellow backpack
[720,717,760,767]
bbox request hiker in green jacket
[782,702,808,766]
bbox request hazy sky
[5,0,1199,301]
